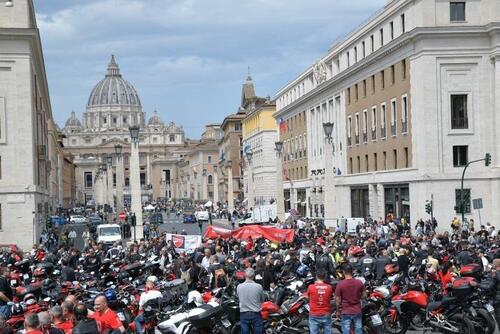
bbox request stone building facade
[62,56,186,206]
[274,0,500,229]
[0,0,57,248]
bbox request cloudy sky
[35,0,386,138]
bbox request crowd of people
[0,211,498,334]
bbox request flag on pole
[279,118,287,134]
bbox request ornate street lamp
[275,141,283,155]
[114,144,123,156]
[323,122,334,141]
[129,125,140,143]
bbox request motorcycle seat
[427,301,442,312]
[441,296,456,306]
[268,313,282,319]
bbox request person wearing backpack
[72,303,99,334]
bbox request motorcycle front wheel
[382,313,408,334]
[470,309,496,334]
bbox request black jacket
[72,319,99,334]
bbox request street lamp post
[322,122,335,227]
[114,144,124,215]
[106,155,114,217]
[246,150,254,209]
[226,160,234,214]
[275,141,285,221]
[213,165,219,205]
[129,126,143,240]
[202,168,207,201]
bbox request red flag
[279,118,287,134]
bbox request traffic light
[46,216,52,229]
[131,213,137,227]
[485,153,491,166]
[425,201,432,215]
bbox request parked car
[50,216,67,227]
[96,224,122,245]
[182,206,195,216]
[88,214,102,225]
[148,213,163,225]
[183,214,196,224]
[69,215,87,224]
[195,210,209,222]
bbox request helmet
[104,289,117,302]
[296,264,309,278]
[23,293,36,306]
[351,246,364,257]
[11,303,24,316]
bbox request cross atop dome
[106,54,121,77]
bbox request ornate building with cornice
[62,56,188,206]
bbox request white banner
[166,234,202,254]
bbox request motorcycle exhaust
[429,319,459,333]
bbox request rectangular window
[393,149,398,169]
[113,117,117,124]
[381,103,386,128]
[347,51,350,67]
[455,188,471,213]
[383,151,387,170]
[355,84,359,100]
[153,137,158,143]
[453,145,468,167]
[113,173,116,187]
[103,117,107,124]
[84,172,93,188]
[391,100,397,125]
[349,157,353,174]
[347,116,352,138]
[362,41,366,58]
[208,156,212,163]
[347,88,351,104]
[450,2,466,22]
[401,14,406,33]
[404,147,409,168]
[451,94,468,129]
[354,47,358,62]
[402,95,408,133]
[380,28,384,46]
[371,75,375,93]
[357,156,361,173]
[362,80,367,97]
[372,107,377,130]
[402,59,407,79]
[363,110,368,134]
[381,71,385,89]
[169,134,175,142]
[365,154,369,172]
[125,177,130,187]
[140,172,146,186]
[390,21,394,40]
[123,116,127,124]
[355,114,360,135]
[370,35,374,52]
[391,65,395,84]
[374,153,378,171]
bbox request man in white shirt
[201,249,212,271]
[135,276,162,333]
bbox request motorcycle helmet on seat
[11,303,24,316]
[104,289,117,302]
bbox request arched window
[208,175,213,184]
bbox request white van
[238,204,277,226]
[96,224,122,245]
[328,218,364,235]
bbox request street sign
[119,212,127,220]
[472,198,483,210]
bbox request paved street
[61,214,234,252]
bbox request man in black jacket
[72,303,99,334]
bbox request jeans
[495,305,500,332]
[0,305,10,319]
[341,314,362,334]
[134,313,144,334]
[240,312,263,334]
[309,315,332,334]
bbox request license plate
[485,304,494,312]
[221,319,231,328]
[371,314,382,326]
[117,312,125,321]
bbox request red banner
[204,225,294,243]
